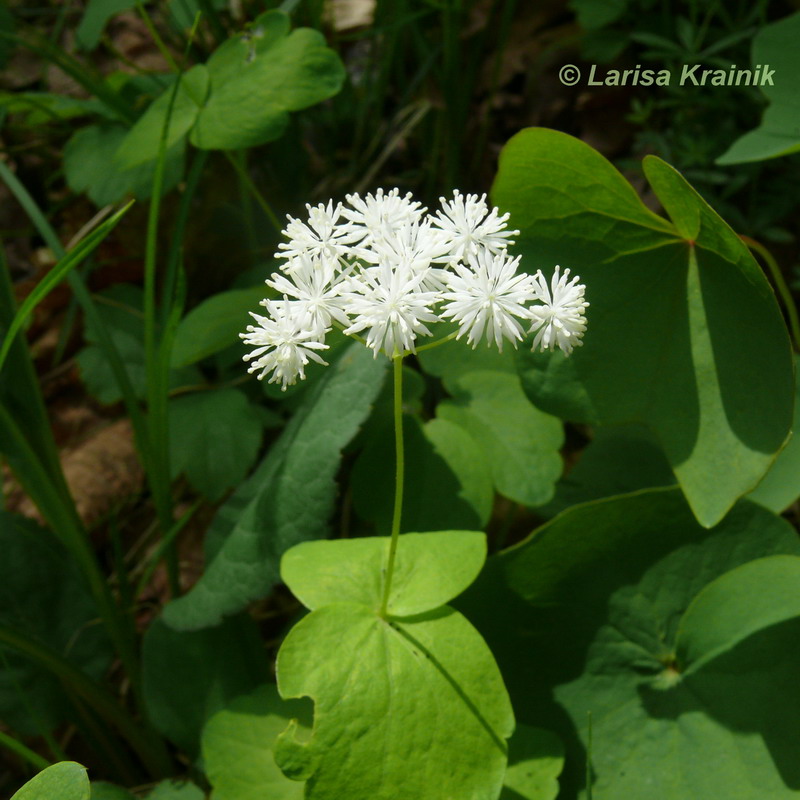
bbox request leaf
[142,615,267,757]
[171,286,267,368]
[281,531,486,615]
[0,201,133,374]
[145,782,204,800]
[115,65,209,169]
[11,762,89,800]
[717,13,800,164]
[0,513,112,735]
[676,555,800,675]
[75,0,134,50]
[64,124,185,206]
[275,533,512,800]
[460,488,800,799]
[202,684,310,800]
[501,725,564,800]
[495,128,794,526]
[162,344,387,631]
[167,0,226,30]
[191,10,345,150]
[351,415,493,533]
[538,424,674,517]
[437,369,563,507]
[746,354,800,512]
[0,93,113,126]
[168,388,264,501]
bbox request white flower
[433,190,519,262]
[343,188,425,245]
[267,253,350,332]
[241,300,329,390]
[276,201,361,262]
[441,249,534,351]
[528,266,589,355]
[342,263,440,357]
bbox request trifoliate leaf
[191,10,345,150]
[496,128,793,526]
[461,488,800,799]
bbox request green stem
[742,236,800,351]
[223,151,282,234]
[0,729,50,771]
[380,354,405,617]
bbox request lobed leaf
[460,488,800,799]
[276,603,513,800]
[495,128,794,526]
[281,531,486,616]
[190,10,345,150]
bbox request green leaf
[351,415,493,533]
[76,0,134,50]
[11,762,89,800]
[171,286,267,367]
[281,531,486,615]
[167,0,226,30]
[191,10,345,150]
[168,388,264,501]
[501,725,564,800]
[142,615,267,757]
[115,66,209,168]
[64,124,184,206]
[0,513,112,735]
[202,684,310,800]
[145,782,204,800]
[436,366,563,507]
[717,13,800,164]
[676,555,800,675]
[461,488,800,799]
[495,128,794,526]
[538,424,674,517]
[276,603,513,800]
[163,344,386,631]
[90,783,136,800]
[0,202,133,375]
[746,354,800,512]
[0,92,113,126]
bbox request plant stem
[0,729,50,771]
[742,235,800,352]
[380,354,405,617]
[223,150,282,234]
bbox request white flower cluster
[242,189,588,389]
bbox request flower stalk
[380,353,405,617]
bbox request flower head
[433,190,519,262]
[242,189,587,388]
[241,300,329,390]
[342,263,440,357]
[528,266,589,355]
[441,250,533,351]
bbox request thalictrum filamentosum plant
[240,187,588,798]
